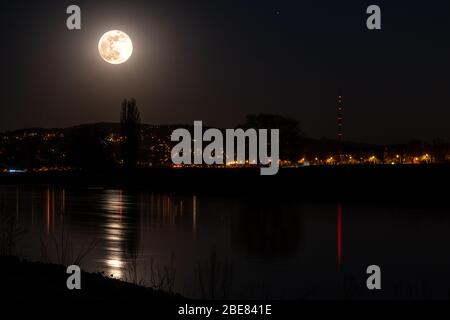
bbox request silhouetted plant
[197,248,233,300]
[40,226,98,266]
[120,98,141,169]
[149,252,176,293]
[123,244,146,286]
[122,239,176,292]
[0,203,25,256]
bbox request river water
[2,184,450,299]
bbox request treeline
[1,99,449,170]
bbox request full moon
[98,30,133,65]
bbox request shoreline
[1,165,449,201]
[0,256,184,300]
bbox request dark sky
[1,0,449,143]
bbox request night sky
[1,0,449,143]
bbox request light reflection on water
[100,190,126,278]
[24,187,194,283]
[2,184,450,299]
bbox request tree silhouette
[240,113,305,162]
[120,98,141,169]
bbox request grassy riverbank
[0,256,184,300]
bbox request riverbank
[0,256,184,300]
[1,165,450,201]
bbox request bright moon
[98,30,133,65]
